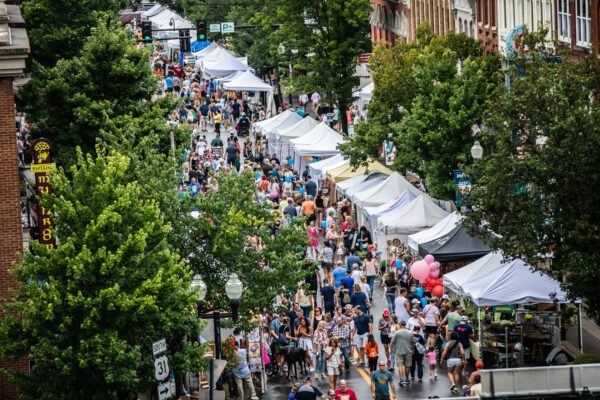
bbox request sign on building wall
[32,139,56,250]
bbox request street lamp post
[190,273,243,400]
[471,140,484,160]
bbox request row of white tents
[254,110,346,168]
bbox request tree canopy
[0,151,205,400]
[22,0,127,67]
[21,20,162,165]
[464,38,600,322]
[340,25,499,198]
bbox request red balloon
[432,285,444,298]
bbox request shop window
[557,0,571,41]
[575,0,591,46]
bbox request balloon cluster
[410,254,444,298]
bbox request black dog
[284,347,307,380]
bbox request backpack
[277,325,289,346]
[342,291,351,305]
[415,339,427,355]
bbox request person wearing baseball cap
[454,315,475,375]
[378,309,394,367]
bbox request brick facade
[477,0,499,53]
[0,77,26,399]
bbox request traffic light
[196,20,207,41]
[141,21,153,43]
[179,29,191,53]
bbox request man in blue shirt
[346,248,363,272]
[332,262,347,289]
[340,270,355,295]
[320,278,336,316]
[284,199,297,217]
[188,178,200,197]
[231,348,258,400]
[371,361,396,400]
[165,75,173,93]
[454,315,475,373]
[305,175,317,197]
[352,306,373,367]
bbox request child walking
[427,345,438,380]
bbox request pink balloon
[422,277,430,285]
[429,269,440,279]
[410,260,431,281]
[423,254,435,265]
[430,261,441,271]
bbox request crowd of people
[148,46,485,399]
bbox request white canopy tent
[216,70,244,84]
[443,251,581,355]
[142,4,164,18]
[375,195,449,249]
[260,111,303,154]
[290,122,343,170]
[146,7,196,54]
[254,110,295,132]
[352,172,424,209]
[358,82,374,101]
[201,52,251,77]
[293,129,345,157]
[307,154,347,181]
[223,70,273,92]
[343,173,388,199]
[407,211,464,252]
[276,117,319,159]
[363,190,417,223]
[193,42,223,60]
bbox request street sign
[210,23,221,33]
[221,22,235,34]
[152,338,167,356]
[157,381,173,400]
[154,355,170,381]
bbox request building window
[470,20,474,36]
[459,17,463,32]
[557,0,571,41]
[575,0,591,46]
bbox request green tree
[464,41,600,322]
[22,0,127,67]
[340,27,498,198]
[392,46,499,198]
[274,0,371,133]
[0,151,205,400]
[21,20,161,165]
[183,171,309,314]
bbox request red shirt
[335,388,358,400]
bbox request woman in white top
[363,251,379,299]
[406,308,426,338]
[423,297,441,348]
[325,338,343,389]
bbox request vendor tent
[343,173,388,198]
[443,251,505,296]
[407,212,463,252]
[444,253,570,306]
[293,129,345,157]
[142,4,164,18]
[352,172,424,208]
[290,122,339,147]
[363,190,417,222]
[262,111,303,154]
[223,70,273,92]
[308,155,348,181]
[201,52,251,76]
[377,195,448,235]
[418,225,491,262]
[255,110,296,132]
[276,117,319,159]
[216,70,244,84]
[326,160,393,183]
[359,82,374,101]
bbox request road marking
[356,364,372,386]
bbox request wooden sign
[32,139,56,250]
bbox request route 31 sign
[154,355,170,381]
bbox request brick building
[477,0,499,52]
[412,0,456,36]
[370,0,412,46]
[0,2,29,399]
[556,0,600,57]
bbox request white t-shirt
[325,346,341,368]
[407,316,425,338]
[351,270,362,283]
[423,304,440,326]
[360,283,370,296]
[394,296,410,324]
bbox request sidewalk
[565,313,600,356]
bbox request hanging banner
[453,169,472,209]
[32,139,56,250]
